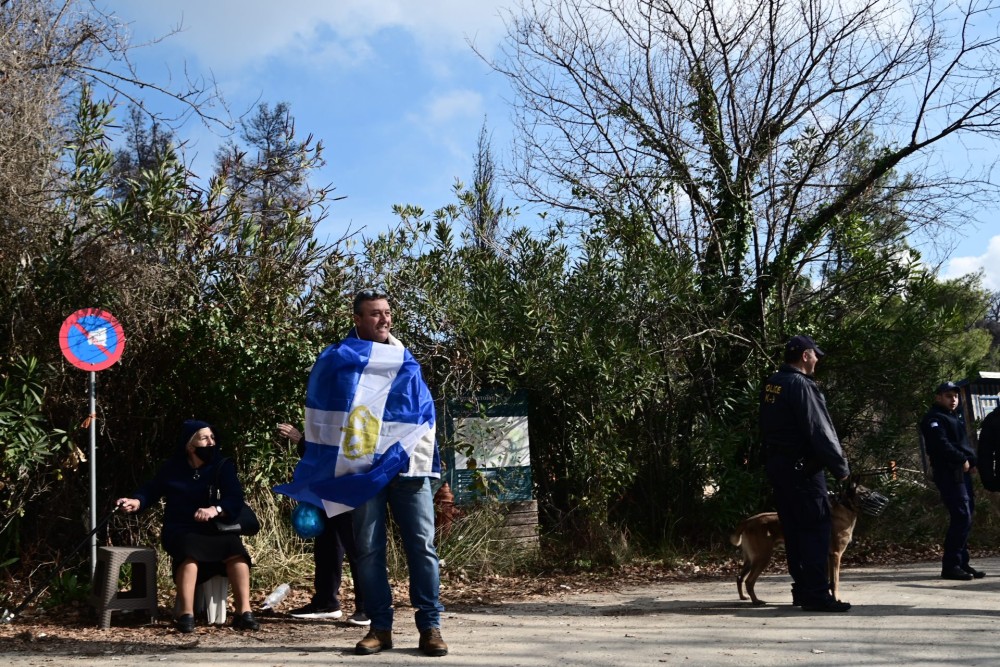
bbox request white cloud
[943,234,1000,291]
[423,89,485,125]
[104,1,512,72]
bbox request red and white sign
[59,308,126,371]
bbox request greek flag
[274,332,439,516]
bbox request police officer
[920,381,984,580]
[760,335,851,612]
[977,404,1000,491]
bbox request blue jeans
[353,476,443,631]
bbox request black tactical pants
[766,455,833,605]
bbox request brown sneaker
[419,627,448,657]
[355,628,393,655]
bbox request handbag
[210,457,261,536]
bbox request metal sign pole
[89,371,97,576]
[58,308,126,579]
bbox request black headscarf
[175,419,213,456]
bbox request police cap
[785,334,825,357]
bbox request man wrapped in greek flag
[274,330,440,517]
[278,290,448,656]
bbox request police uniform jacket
[920,403,975,475]
[977,406,1000,490]
[759,364,850,479]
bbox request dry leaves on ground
[0,539,954,656]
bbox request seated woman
[117,419,260,632]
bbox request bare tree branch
[488,0,1000,324]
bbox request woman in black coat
[118,420,259,632]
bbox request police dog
[730,482,865,605]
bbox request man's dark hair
[783,348,804,364]
[352,288,389,314]
[783,334,822,364]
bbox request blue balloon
[291,502,325,538]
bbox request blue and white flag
[274,331,439,517]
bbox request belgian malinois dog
[730,481,868,605]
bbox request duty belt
[765,444,803,460]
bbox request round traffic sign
[59,309,126,371]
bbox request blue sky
[98,1,519,241]
[98,0,998,291]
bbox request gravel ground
[2,557,999,666]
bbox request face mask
[193,446,217,464]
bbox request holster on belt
[798,457,823,476]
[767,445,816,474]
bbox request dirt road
[3,558,999,665]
